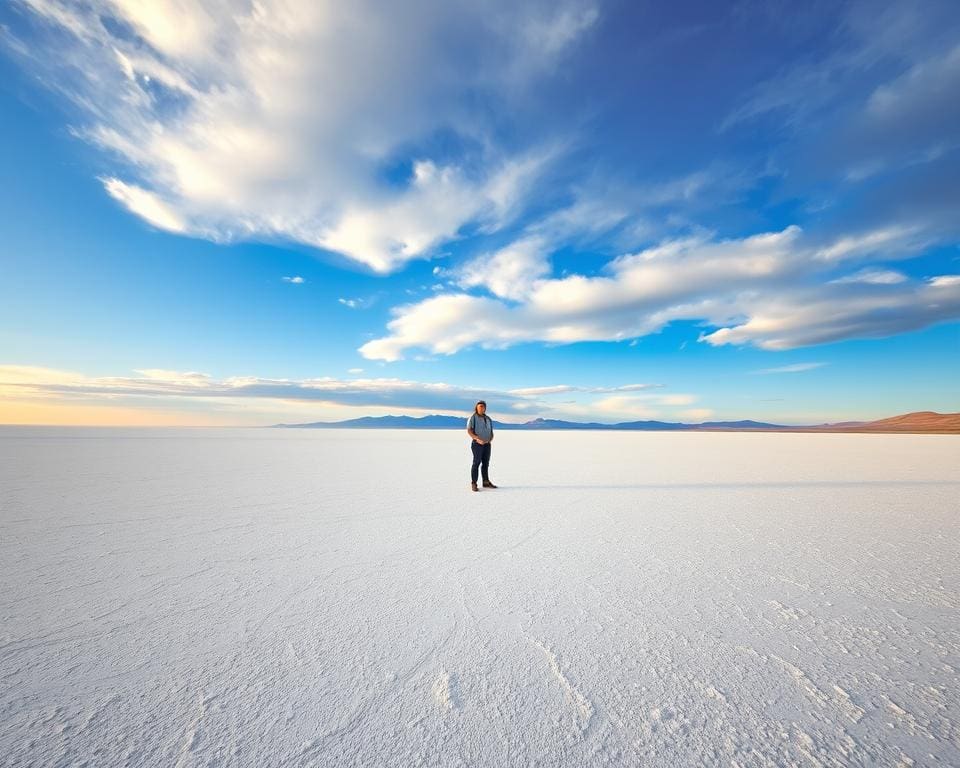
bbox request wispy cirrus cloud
[507,383,661,397]
[8,0,596,272]
[752,363,826,375]
[721,1,960,134]
[721,1,960,204]
[830,269,907,285]
[7,0,959,374]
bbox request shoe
[482,480,498,488]
[471,482,479,492]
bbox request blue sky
[1,0,958,426]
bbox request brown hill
[806,411,960,434]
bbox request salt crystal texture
[1,427,958,766]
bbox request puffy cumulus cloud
[358,294,517,362]
[362,226,802,359]
[458,235,553,301]
[449,165,759,305]
[10,0,597,272]
[318,156,552,273]
[361,225,960,359]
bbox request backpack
[468,413,490,434]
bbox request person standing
[466,400,497,492]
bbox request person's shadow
[494,480,959,491]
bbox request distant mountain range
[272,411,960,434]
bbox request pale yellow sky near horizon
[2,398,938,428]
[0,398,448,427]
[0,399,247,427]
[1,363,941,427]
[0,365,458,426]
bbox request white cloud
[458,235,552,300]
[701,276,960,350]
[361,226,805,359]
[106,0,227,61]
[282,276,305,284]
[507,383,660,397]
[361,224,960,359]
[102,178,187,233]
[359,294,512,362]
[606,383,662,392]
[520,5,599,57]
[508,385,577,397]
[830,269,906,285]
[133,369,212,383]
[815,226,926,262]
[12,0,597,272]
[451,168,716,303]
[318,156,551,273]
[753,363,826,375]
[929,275,960,288]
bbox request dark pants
[470,441,491,483]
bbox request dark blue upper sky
[1,0,958,425]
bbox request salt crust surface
[1,427,958,766]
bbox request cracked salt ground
[1,427,959,766]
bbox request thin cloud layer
[753,363,826,375]
[0,366,705,423]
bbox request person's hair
[473,401,487,416]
